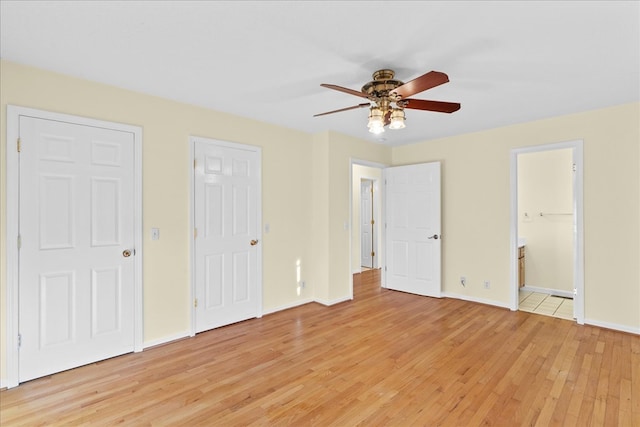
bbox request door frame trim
[509,139,584,324]
[5,105,144,388]
[349,158,388,299]
[188,136,263,336]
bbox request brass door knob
[250,239,259,246]
[123,249,132,257]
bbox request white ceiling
[1,1,638,146]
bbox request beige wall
[393,103,640,330]
[518,148,574,292]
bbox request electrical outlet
[300,281,306,289]
[460,276,466,287]
[483,280,490,289]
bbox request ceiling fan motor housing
[361,69,404,101]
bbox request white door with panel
[18,116,136,382]
[360,180,375,268]
[385,162,441,297]
[193,139,261,333]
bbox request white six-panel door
[18,116,136,382]
[385,162,442,297]
[193,138,261,333]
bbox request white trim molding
[441,292,511,310]
[584,319,640,336]
[262,298,315,316]
[143,331,191,350]
[315,295,353,307]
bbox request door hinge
[371,219,375,225]
[17,137,21,153]
[194,298,198,308]
[194,159,197,169]
[18,333,22,348]
[194,228,198,238]
[371,251,375,257]
[572,163,577,172]
[17,234,21,250]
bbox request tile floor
[519,290,574,320]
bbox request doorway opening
[350,161,385,297]
[510,140,584,324]
[350,159,443,300]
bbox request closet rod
[539,212,572,216]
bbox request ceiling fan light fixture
[367,106,385,134]
[369,122,385,134]
[389,108,406,130]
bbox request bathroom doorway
[510,140,584,324]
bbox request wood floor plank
[1,269,639,426]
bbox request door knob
[250,239,259,246]
[123,249,132,257]
[428,234,439,240]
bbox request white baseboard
[0,378,7,390]
[441,292,510,310]
[262,298,314,316]
[521,285,573,298]
[584,318,640,335]
[143,330,190,350]
[315,295,353,306]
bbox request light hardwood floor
[2,269,639,426]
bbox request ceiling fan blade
[403,99,461,113]
[314,103,370,117]
[391,71,450,99]
[320,83,370,99]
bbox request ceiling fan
[314,69,461,134]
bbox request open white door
[385,162,441,297]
